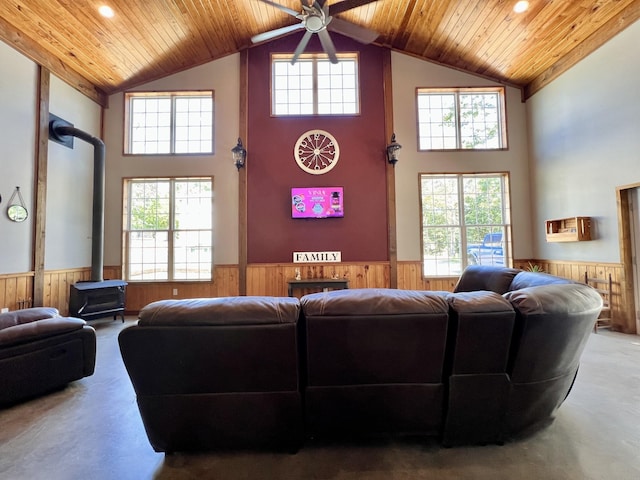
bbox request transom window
[420,173,512,277]
[124,91,213,154]
[272,53,359,115]
[417,87,507,150]
[123,177,213,281]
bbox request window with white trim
[123,177,213,281]
[420,173,512,277]
[124,91,213,154]
[417,87,507,150]
[272,53,359,115]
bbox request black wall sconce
[386,133,402,166]
[232,138,247,171]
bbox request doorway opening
[616,184,640,334]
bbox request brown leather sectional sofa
[0,307,96,406]
[119,266,603,453]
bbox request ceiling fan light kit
[252,0,380,64]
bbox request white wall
[0,42,100,275]
[527,20,640,263]
[0,42,37,274]
[102,54,241,267]
[46,75,102,270]
[391,51,532,262]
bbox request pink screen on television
[291,187,344,218]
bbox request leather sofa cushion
[509,271,574,290]
[0,317,86,347]
[446,291,515,374]
[504,283,602,316]
[447,290,513,313]
[0,307,59,331]
[504,283,603,382]
[300,288,449,316]
[138,296,300,326]
[453,265,520,294]
[302,288,449,386]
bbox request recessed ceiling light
[98,5,115,18]
[513,1,529,13]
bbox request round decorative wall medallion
[293,129,340,175]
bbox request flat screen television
[291,187,344,219]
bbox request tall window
[272,53,359,115]
[417,87,506,150]
[124,91,213,154]
[123,177,213,281]
[420,173,512,277]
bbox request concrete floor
[1,318,639,480]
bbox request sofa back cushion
[0,307,59,331]
[446,291,515,374]
[453,265,521,294]
[509,271,574,291]
[301,288,449,385]
[138,296,300,326]
[0,317,85,347]
[504,283,603,382]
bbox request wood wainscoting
[513,259,629,333]
[247,262,390,297]
[1,259,632,333]
[122,265,239,313]
[0,272,35,311]
[247,262,461,297]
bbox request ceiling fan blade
[291,30,314,64]
[251,23,304,44]
[257,0,302,18]
[328,0,380,16]
[318,29,338,64]
[327,17,379,44]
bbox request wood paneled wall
[247,263,390,297]
[513,259,629,332]
[1,259,632,333]
[121,265,239,313]
[0,272,34,311]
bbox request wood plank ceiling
[0,0,638,106]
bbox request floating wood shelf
[545,217,591,242]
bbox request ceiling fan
[251,0,380,64]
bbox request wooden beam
[238,49,249,296]
[525,2,640,99]
[32,67,50,307]
[383,48,398,289]
[616,185,638,334]
[0,15,107,107]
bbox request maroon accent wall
[247,33,388,264]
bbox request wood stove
[69,280,127,322]
[50,117,128,322]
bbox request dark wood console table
[287,278,349,297]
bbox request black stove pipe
[49,120,106,282]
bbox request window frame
[419,172,513,278]
[416,86,507,151]
[123,90,214,156]
[122,176,214,282]
[271,52,361,116]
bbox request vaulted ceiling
[1,0,638,106]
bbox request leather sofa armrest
[0,317,86,348]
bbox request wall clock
[294,129,340,175]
